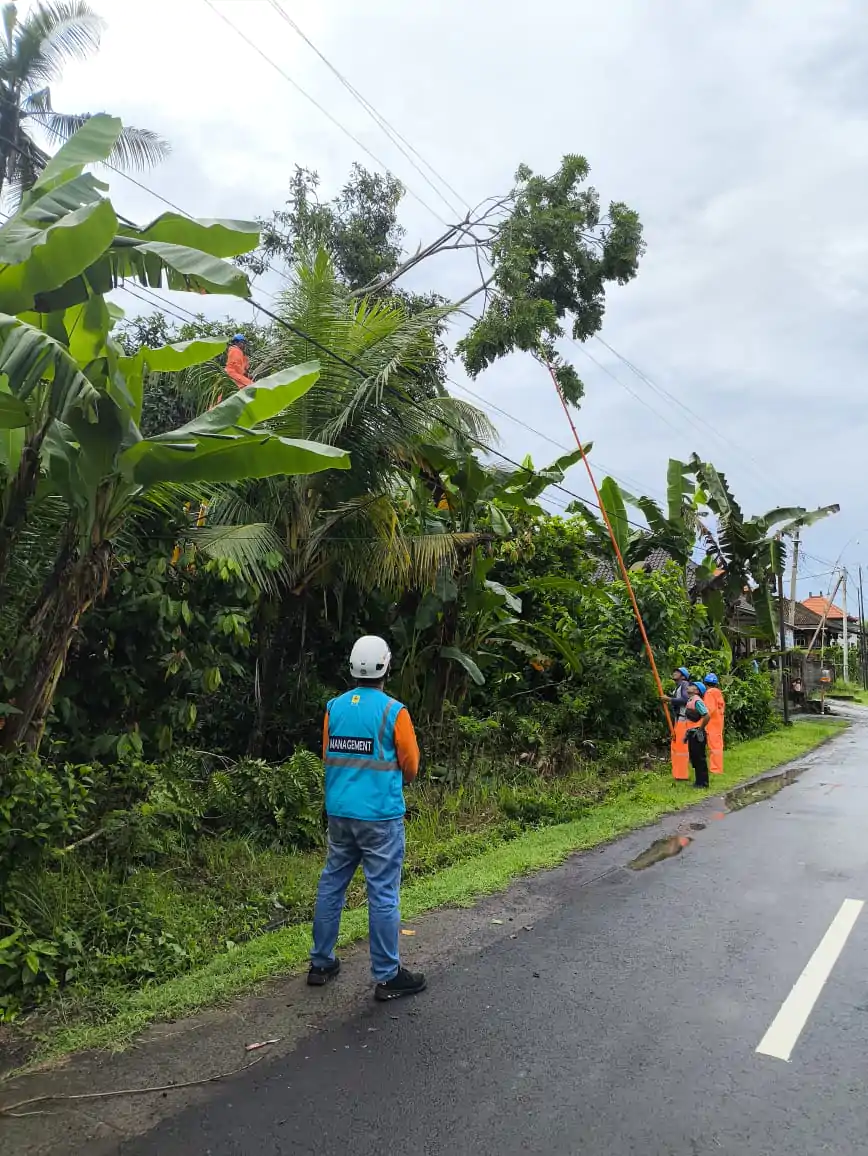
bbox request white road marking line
[757,897,864,1062]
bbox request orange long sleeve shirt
[323,706,420,783]
[225,345,253,389]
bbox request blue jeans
[311,816,405,982]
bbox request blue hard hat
[676,666,690,679]
[231,333,246,343]
[692,680,707,696]
[704,672,719,685]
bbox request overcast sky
[50,0,868,600]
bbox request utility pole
[842,569,849,683]
[777,566,791,725]
[860,566,867,689]
[788,531,800,632]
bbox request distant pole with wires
[540,356,674,738]
[776,556,791,726]
[859,566,867,689]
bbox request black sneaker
[307,958,341,986]
[375,966,427,1001]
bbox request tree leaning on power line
[244,156,645,406]
[357,155,644,405]
[0,0,169,199]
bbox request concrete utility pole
[842,569,849,682]
[788,531,800,633]
[777,566,791,725]
[860,566,867,689]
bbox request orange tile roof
[802,595,845,619]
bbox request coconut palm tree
[198,250,493,753]
[0,1,169,198]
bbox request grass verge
[31,717,845,1064]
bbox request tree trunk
[247,595,291,757]
[0,425,49,595]
[0,542,112,753]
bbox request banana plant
[570,459,700,580]
[393,442,585,716]
[689,454,839,639]
[0,115,257,318]
[0,117,352,751]
[415,435,588,538]
[0,324,349,751]
[0,116,262,584]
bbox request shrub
[724,669,776,739]
[205,749,324,847]
[0,754,94,885]
[498,785,587,826]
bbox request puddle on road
[628,762,812,870]
[725,765,807,811]
[628,835,692,871]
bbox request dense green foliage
[0,117,803,1028]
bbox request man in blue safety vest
[308,635,426,1001]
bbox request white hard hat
[350,635,391,680]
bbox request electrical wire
[570,338,705,447]
[116,286,651,532]
[591,334,795,507]
[448,376,666,504]
[200,0,451,227]
[265,0,468,219]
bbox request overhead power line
[449,376,666,504]
[265,0,468,219]
[591,335,795,508]
[571,338,700,445]
[200,0,451,227]
[117,286,651,533]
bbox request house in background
[799,593,861,646]
[591,547,758,656]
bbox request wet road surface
[12,724,868,1156]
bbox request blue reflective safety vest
[324,687,406,821]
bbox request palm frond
[0,489,69,653]
[31,108,170,170]
[186,522,288,596]
[8,2,102,86]
[419,395,497,444]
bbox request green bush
[0,754,94,884]
[723,669,776,739]
[205,749,325,847]
[498,785,587,826]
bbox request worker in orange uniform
[684,680,710,788]
[668,666,691,780]
[703,672,725,775]
[211,334,253,409]
[309,635,427,1002]
[225,333,253,389]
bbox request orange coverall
[225,344,253,389]
[704,685,725,774]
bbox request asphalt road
[116,726,868,1156]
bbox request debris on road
[245,1039,280,1052]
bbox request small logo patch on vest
[328,736,374,755]
[351,694,361,704]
